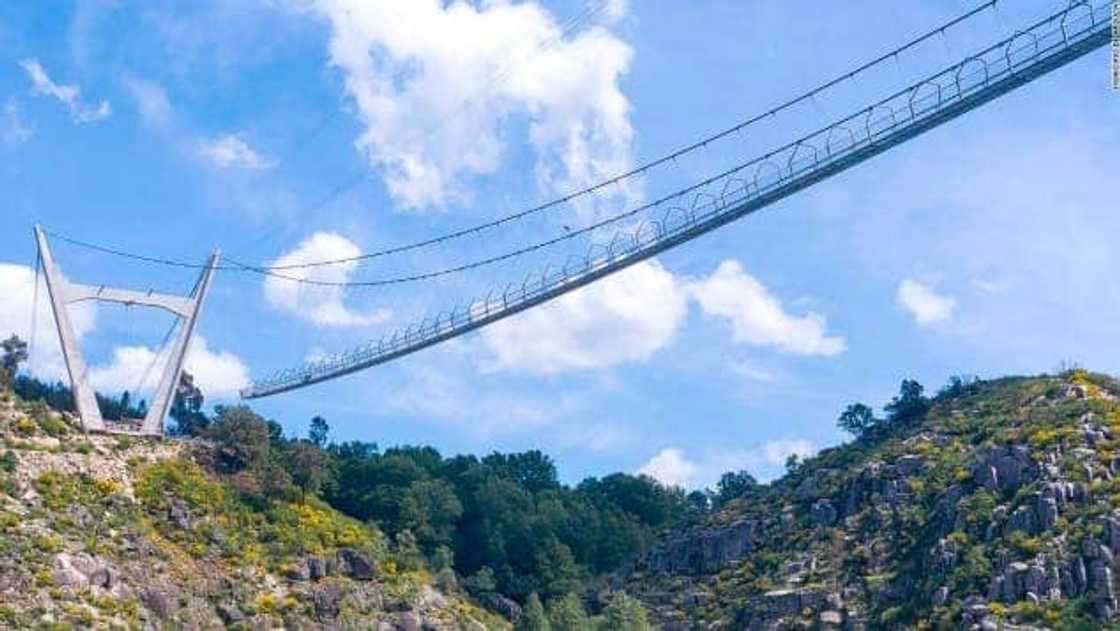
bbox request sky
[0,0,1117,489]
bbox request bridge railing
[243,0,1112,398]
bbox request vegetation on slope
[623,370,1120,629]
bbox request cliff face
[623,371,1120,630]
[0,390,505,630]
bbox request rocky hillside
[622,371,1120,629]
[0,389,507,629]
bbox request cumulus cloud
[0,263,96,381]
[751,438,816,468]
[689,260,846,356]
[309,0,635,210]
[2,99,33,146]
[198,134,271,169]
[638,448,699,488]
[897,278,955,326]
[638,438,817,489]
[482,258,844,374]
[482,259,688,374]
[122,75,172,127]
[19,58,111,123]
[89,336,249,399]
[263,232,391,327]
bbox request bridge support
[34,226,220,436]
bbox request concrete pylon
[33,226,220,436]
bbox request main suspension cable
[42,0,1000,277]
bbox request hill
[622,370,1120,629]
[0,389,508,629]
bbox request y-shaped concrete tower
[34,226,220,436]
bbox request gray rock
[396,612,422,631]
[216,603,244,625]
[140,589,175,619]
[307,555,328,580]
[971,445,1037,492]
[168,500,192,530]
[483,593,522,622]
[648,519,757,574]
[286,558,311,581]
[810,499,837,526]
[819,610,843,626]
[338,548,376,580]
[89,566,114,589]
[1038,496,1059,531]
[314,584,344,620]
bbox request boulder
[648,519,757,574]
[338,548,376,580]
[216,603,244,625]
[307,555,328,580]
[971,445,1037,492]
[396,611,422,631]
[168,500,192,530]
[140,588,175,619]
[89,566,115,589]
[810,499,837,526]
[482,593,522,623]
[313,584,344,620]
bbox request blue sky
[1,0,1116,488]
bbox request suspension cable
[41,0,1000,276]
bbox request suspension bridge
[29,0,1116,431]
[241,0,1114,398]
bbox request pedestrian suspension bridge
[31,0,1116,433]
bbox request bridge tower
[33,226,220,436]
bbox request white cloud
[689,260,845,356]
[309,0,635,210]
[971,277,1008,296]
[0,263,96,381]
[89,336,249,399]
[753,438,816,468]
[19,58,111,123]
[2,99,33,146]
[897,278,955,326]
[197,134,271,169]
[184,337,251,399]
[638,438,817,489]
[122,75,172,127]
[638,448,699,488]
[482,259,687,374]
[263,232,391,327]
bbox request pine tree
[600,592,650,631]
[518,592,551,631]
[547,593,590,631]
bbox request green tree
[169,371,208,436]
[463,567,497,596]
[599,592,650,630]
[207,405,271,472]
[837,402,877,438]
[548,593,590,631]
[518,593,551,631]
[715,470,757,506]
[399,479,463,551]
[484,450,559,493]
[287,439,330,502]
[394,529,423,572]
[308,415,329,447]
[0,334,28,385]
[884,379,928,424]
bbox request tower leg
[33,227,104,432]
[142,252,220,436]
